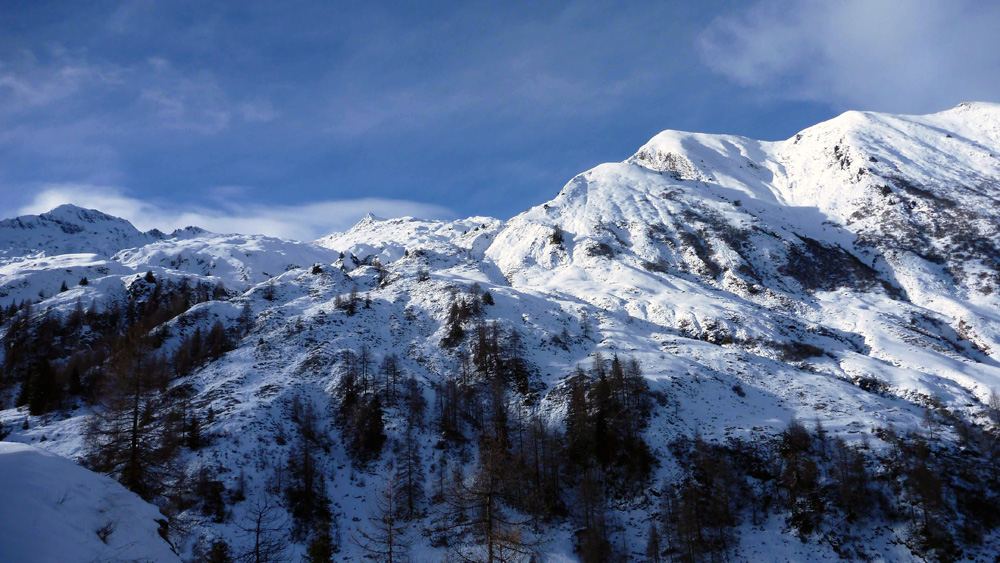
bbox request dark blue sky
[2,1,998,239]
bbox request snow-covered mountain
[487,102,1000,407]
[3,103,1000,562]
[0,203,175,261]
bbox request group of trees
[82,325,185,499]
[186,343,1000,563]
[80,273,248,506]
[283,398,333,544]
[420,330,1000,563]
[423,284,661,561]
[645,416,1000,563]
[441,282,494,349]
[431,327,657,562]
[1,272,236,416]
[335,347,388,464]
[351,383,427,563]
[298,295,577,562]
[333,285,370,316]
[565,353,655,488]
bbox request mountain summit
[0,203,162,260]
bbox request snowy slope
[0,229,344,309]
[316,214,503,266]
[0,442,180,563]
[113,233,343,290]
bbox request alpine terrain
[3,102,1000,562]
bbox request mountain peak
[169,225,212,239]
[40,204,125,225]
[950,100,1000,113]
[0,205,153,259]
[359,212,385,225]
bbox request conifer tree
[206,539,233,563]
[286,403,331,537]
[83,327,177,500]
[380,353,400,402]
[645,520,662,563]
[394,418,424,520]
[304,522,334,563]
[237,493,289,563]
[354,475,411,563]
[444,436,538,562]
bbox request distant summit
[0,204,160,260]
[0,205,227,262]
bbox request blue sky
[2,0,999,239]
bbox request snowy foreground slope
[2,103,1000,561]
[0,442,180,563]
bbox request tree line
[1,272,236,416]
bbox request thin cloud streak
[697,0,1000,113]
[16,184,455,241]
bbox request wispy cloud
[0,50,276,131]
[140,58,278,134]
[0,46,282,191]
[0,54,120,115]
[15,184,455,241]
[697,0,1000,112]
[318,3,674,140]
[106,0,156,34]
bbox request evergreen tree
[21,357,60,415]
[575,468,611,563]
[394,418,424,520]
[206,539,233,563]
[205,321,233,360]
[262,280,277,301]
[354,475,411,563]
[350,394,386,464]
[565,367,591,468]
[237,493,289,563]
[381,353,401,403]
[83,328,178,500]
[444,435,538,562]
[645,520,662,563]
[238,301,254,334]
[779,420,822,538]
[304,522,335,563]
[286,416,331,536]
[402,375,427,429]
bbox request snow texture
[0,442,179,563]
